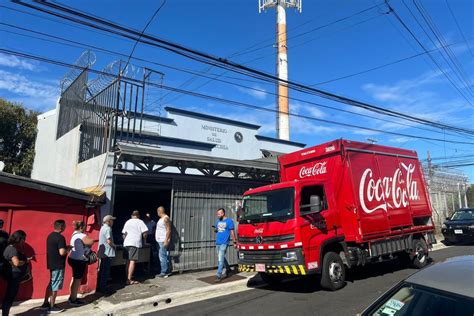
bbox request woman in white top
[67,221,93,306]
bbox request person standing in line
[0,219,9,280]
[214,208,237,283]
[155,206,171,278]
[67,221,92,306]
[2,230,30,316]
[122,210,148,285]
[97,215,116,294]
[0,219,8,255]
[144,213,157,273]
[40,220,69,314]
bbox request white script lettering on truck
[359,163,420,214]
[299,162,327,178]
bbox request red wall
[0,182,101,301]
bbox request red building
[0,172,104,301]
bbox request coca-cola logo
[359,163,420,214]
[299,162,327,178]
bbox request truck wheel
[259,272,283,285]
[320,251,346,291]
[411,238,429,269]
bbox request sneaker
[40,303,50,310]
[48,306,64,314]
[214,276,222,283]
[158,273,170,278]
[68,299,86,306]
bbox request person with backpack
[2,230,30,316]
[67,221,93,306]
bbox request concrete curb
[72,275,259,315]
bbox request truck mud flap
[426,232,437,246]
[238,264,307,275]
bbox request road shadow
[246,258,431,294]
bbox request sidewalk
[11,238,448,315]
[11,269,260,316]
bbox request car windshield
[241,188,294,223]
[368,283,474,316]
[450,209,474,221]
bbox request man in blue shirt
[214,208,237,282]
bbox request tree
[467,185,474,208]
[0,99,39,177]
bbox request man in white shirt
[122,210,148,285]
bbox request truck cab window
[300,185,327,213]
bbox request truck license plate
[255,264,265,272]
[454,229,463,234]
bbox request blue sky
[0,0,473,180]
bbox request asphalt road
[148,245,474,316]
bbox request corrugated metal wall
[170,178,264,272]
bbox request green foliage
[0,99,39,177]
[467,185,474,208]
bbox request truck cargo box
[278,139,433,243]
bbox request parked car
[441,208,474,244]
[360,256,474,316]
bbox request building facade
[31,67,305,271]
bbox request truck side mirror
[310,195,322,213]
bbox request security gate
[170,179,265,272]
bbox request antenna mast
[259,0,302,141]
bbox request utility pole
[259,0,302,140]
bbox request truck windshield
[241,188,294,223]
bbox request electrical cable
[2,47,474,146]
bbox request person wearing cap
[97,214,116,294]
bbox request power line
[387,0,474,107]
[310,37,473,86]
[123,0,166,73]
[11,0,474,136]
[411,0,474,95]
[6,24,469,140]
[444,0,474,58]
[2,47,474,147]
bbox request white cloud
[237,85,268,100]
[0,54,38,71]
[0,70,58,111]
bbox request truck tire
[320,251,346,291]
[259,272,284,285]
[411,238,429,269]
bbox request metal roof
[406,255,474,298]
[165,106,261,130]
[0,172,104,204]
[117,142,278,171]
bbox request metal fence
[169,179,264,272]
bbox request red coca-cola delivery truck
[237,139,436,290]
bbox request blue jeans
[216,244,230,278]
[157,242,169,275]
[98,257,112,292]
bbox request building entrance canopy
[115,142,279,181]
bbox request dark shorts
[67,257,87,279]
[123,246,139,261]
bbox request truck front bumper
[238,248,307,275]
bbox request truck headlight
[239,252,245,260]
[469,225,474,230]
[441,224,447,229]
[282,251,298,262]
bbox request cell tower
[259,0,302,141]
